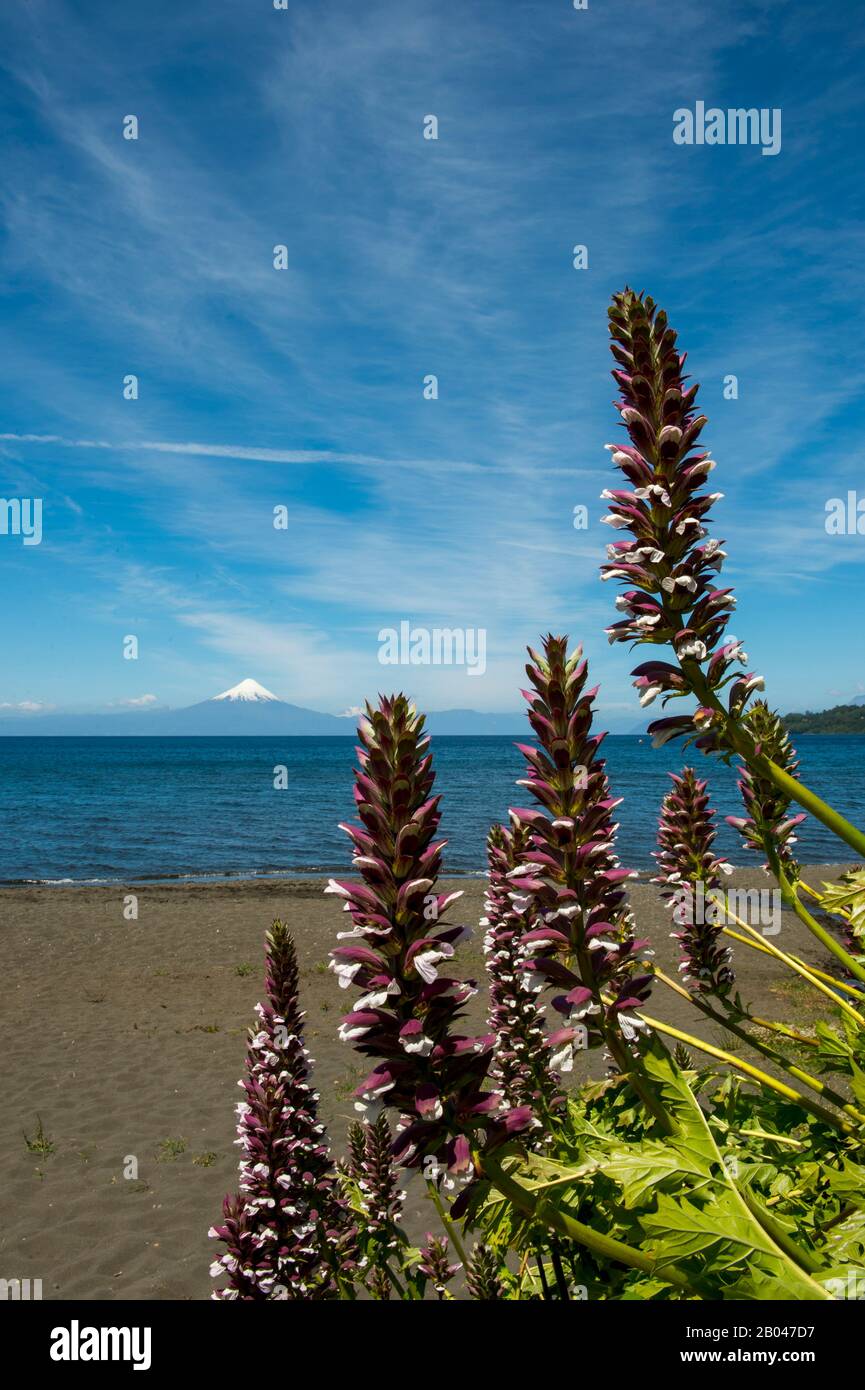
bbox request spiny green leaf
[823,1210,865,1265]
[640,1191,785,1271]
[824,1159,865,1207]
[814,1020,853,1070]
[516,1152,601,1193]
[599,1139,712,1208]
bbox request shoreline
[1,859,858,890]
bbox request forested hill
[784,704,865,734]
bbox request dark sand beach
[0,869,857,1300]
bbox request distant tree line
[783,704,865,734]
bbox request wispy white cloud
[2,0,863,719]
[110,693,159,707]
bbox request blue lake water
[0,735,863,883]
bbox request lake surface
[1,735,863,883]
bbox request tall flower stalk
[601,288,865,982]
[600,287,865,867]
[601,288,754,752]
[652,767,734,997]
[210,920,353,1299]
[328,696,532,1177]
[727,700,805,877]
[342,1114,405,1298]
[507,636,655,1075]
[483,818,561,1117]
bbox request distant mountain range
[0,677,548,736]
[7,675,862,737]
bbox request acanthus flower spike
[726,701,806,876]
[210,920,354,1299]
[483,818,562,1116]
[418,1233,460,1298]
[329,695,533,1178]
[600,289,762,748]
[652,768,735,996]
[508,635,654,1072]
[342,1113,406,1298]
[465,1243,507,1300]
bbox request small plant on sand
[23,1116,55,1157]
[235,962,254,977]
[210,290,865,1300]
[156,1137,187,1162]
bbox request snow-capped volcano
[0,676,531,735]
[211,678,281,703]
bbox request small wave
[1,876,122,886]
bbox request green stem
[382,1260,409,1300]
[775,861,865,984]
[762,754,865,864]
[535,1250,552,1300]
[639,1011,852,1132]
[739,1127,804,1148]
[654,970,862,1130]
[748,1014,817,1046]
[683,658,865,863]
[549,1239,571,1300]
[722,924,865,1010]
[738,1189,825,1278]
[426,1180,469,1268]
[480,1151,697,1294]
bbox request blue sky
[1,0,864,724]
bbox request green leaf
[639,1032,721,1175]
[850,1060,865,1109]
[600,1139,711,1208]
[823,1210,865,1265]
[814,1020,853,1069]
[819,869,865,944]
[824,1159,865,1208]
[517,1152,601,1192]
[640,1191,780,1272]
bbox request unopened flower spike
[418,1233,460,1298]
[726,700,806,877]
